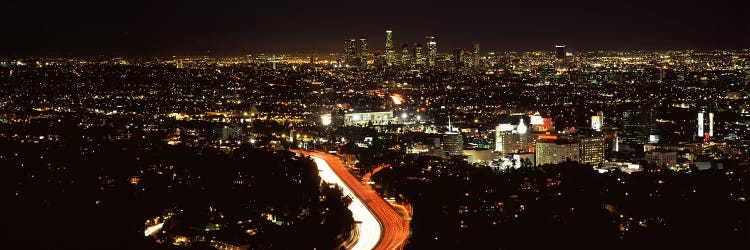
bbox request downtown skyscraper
[426,36,437,67]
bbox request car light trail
[313,156,382,250]
[144,222,164,237]
[300,151,410,250]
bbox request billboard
[591,115,602,131]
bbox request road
[310,155,381,250]
[296,150,410,250]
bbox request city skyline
[2,0,748,56]
[2,1,749,249]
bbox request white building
[536,139,579,165]
[343,111,393,126]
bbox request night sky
[1,0,748,56]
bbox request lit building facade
[579,136,606,165]
[343,111,393,126]
[442,132,464,157]
[645,150,677,168]
[426,36,437,67]
[536,139,579,165]
[697,108,714,141]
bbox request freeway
[311,155,381,250]
[297,150,410,250]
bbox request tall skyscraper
[443,114,463,157]
[385,30,393,50]
[358,38,367,66]
[697,107,714,141]
[385,30,395,66]
[453,48,464,71]
[472,42,481,69]
[621,108,655,145]
[555,45,566,73]
[401,43,410,66]
[413,43,424,65]
[344,38,357,66]
[426,36,437,67]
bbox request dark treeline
[372,156,750,249]
[1,138,354,249]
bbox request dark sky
[1,0,748,56]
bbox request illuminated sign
[649,135,660,144]
[538,135,558,140]
[543,118,552,129]
[591,115,602,131]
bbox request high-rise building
[385,30,393,51]
[536,139,580,165]
[745,59,750,84]
[344,38,357,66]
[697,107,714,141]
[453,48,464,71]
[579,136,606,165]
[401,43,410,66]
[358,38,368,66]
[413,43,424,65]
[472,42,481,69]
[385,30,395,66]
[555,45,566,73]
[443,132,464,157]
[621,108,654,145]
[426,36,437,67]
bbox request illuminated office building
[344,38,357,66]
[453,48,464,71]
[555,45,566,73]
[358,38,367,65]
[426,36,437,67]
[413,43,424,66]
[443,131,464,157]
[697,107,714,141]
[472,42,480,69]
[385,30,395,65]
[401,43,410,66]
[621,108,654,145]
[579,136,606,165]
[536,139,579,165]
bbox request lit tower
[697,107,714,141]
[413,43,424,66]
[401,43,410,66]
[472,42,480,69]
[385,30,394,65]
[555,45,566,73]
[453,48,464,71]
[358,38,368,66]
[344,38,357,66]
[426,36,437,67]
[443,113,463,157]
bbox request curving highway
[298,150,410,250]
[312,156,382,250]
